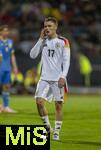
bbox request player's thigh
[35,80,50,100]
[51,82,64,101]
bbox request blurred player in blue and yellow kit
[0,25,18,113]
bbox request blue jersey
[0,39,14,71]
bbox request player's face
[2,28,9,39]
[44,21,57,38]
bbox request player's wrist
[39,38,43,42]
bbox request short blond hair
[44,17,58,26]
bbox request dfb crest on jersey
[55,42,60,49]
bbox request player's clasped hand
[58,78,65,88]
[40,29,46,39]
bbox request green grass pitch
[0,94,101,150]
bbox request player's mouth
[46,31,50,35]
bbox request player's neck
[48,33,57,39]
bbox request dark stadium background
[0,0,101,90]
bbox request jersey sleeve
[61,38,70,78]
[30,38,43,59]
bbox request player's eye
[44,26,47,28]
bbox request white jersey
[30,36,70,81]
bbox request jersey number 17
[48,49,55,57]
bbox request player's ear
[54,25,57,30]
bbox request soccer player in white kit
[30,17,70,140]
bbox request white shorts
[35,80,64,102]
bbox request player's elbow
[30,49,36,59]
[30,50,33,58]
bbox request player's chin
[47,32,52,38]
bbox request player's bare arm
[11,53,18,75]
